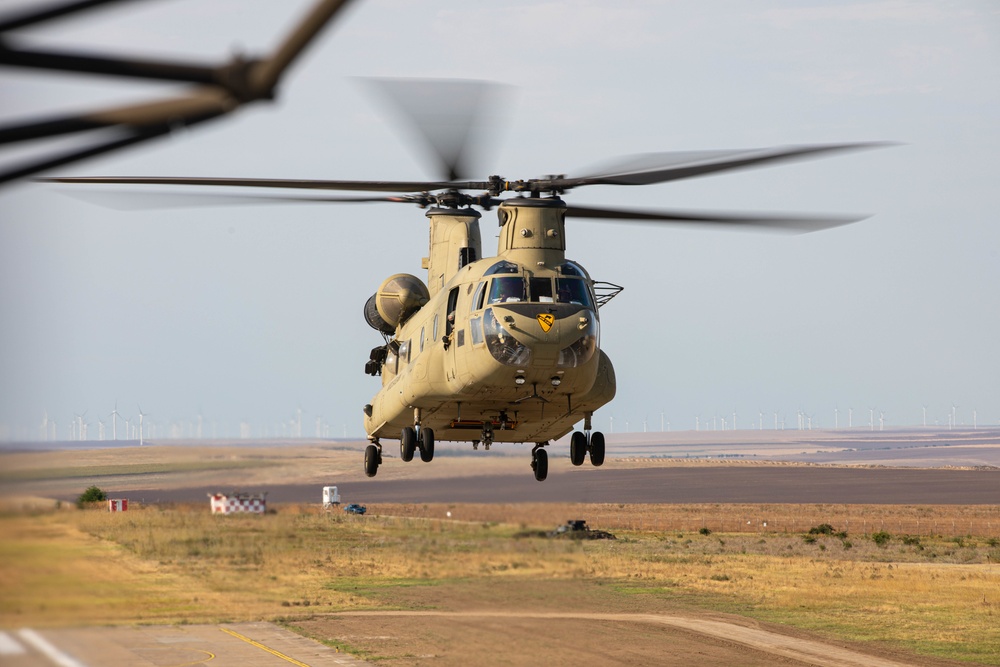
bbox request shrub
[802,535,817,544]
[871,531,892,547]
[699,527,712,536]
[809,523,847,538]
[77,485,107,508]
[901,535,921,546]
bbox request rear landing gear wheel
[589,431,606,467]
[400,427,416,462]
[570,431,587,466]
[531,444,548,482]
[418,427,435,462]
[364,443,381,477]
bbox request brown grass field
[1,437,999,665]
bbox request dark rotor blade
[0,41,229,84]
[564,204,867,233]
[364,78,509,181]
[39,175,490,192]
[55,189,416,210]
[0,0,134,32]
[554,142,894,190]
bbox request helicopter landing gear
[589,431,606,467]
[418,427,435,462]
[580,412,605,467]
[531,442,549,482]
[400,427,416,462]
[569,431,587,466]
[364,440,382,477]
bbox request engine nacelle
[364,273,429,334]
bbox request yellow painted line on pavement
[165,649,215,667]
[219,628,311,667]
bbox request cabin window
[398,340,410,365]
[559,261,586,277]
[419,327,425,352]
[530,277,554,303]
[556,278,594,308]
[470,316,484,345]
[432,315,439,342]
[488,276,526,304]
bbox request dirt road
[302,610,943,667]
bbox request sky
[1,0,998,441]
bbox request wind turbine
[922,405,927,428]
[879,411,885,432]
[110,401,120,440]
[834,406,839,430]
[137,405,147,446]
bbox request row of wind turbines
[34,405,349,442]
[606,405,988,434]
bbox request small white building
[209,492,267,515]
[322,486,340,508]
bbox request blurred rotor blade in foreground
[0,0,355,186]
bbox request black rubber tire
[400,427,416,462]
[418,427,435,462]
[533,448,548,481]
[569,431,587,466]
[589,431,606,467]
[364,444,380,477]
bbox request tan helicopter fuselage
[364,197,616,444]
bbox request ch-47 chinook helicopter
[43,79,886,481]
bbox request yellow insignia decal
[537,313,555,332]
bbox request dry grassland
[1,502,999,664]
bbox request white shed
[322,486,340,507]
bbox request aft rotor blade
[557,142,893,189]
[564,204,867,233]
[54,189,417,210]
[364,78,509,181]
[39,175,489,192]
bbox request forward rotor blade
[564,204,867,233]
[559,142,894,189]
[55,189,416,210]
[39,175,488,192]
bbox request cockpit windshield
[556,278,593,308]
[488,275,594,308]
[488,277,526,304]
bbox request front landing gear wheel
[570,431,587,466]
[589,431,606,467]
[400,427,416,462]
[418,427,435,462]
[531,444,549,482]
[364,443,381,477]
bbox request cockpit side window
[472,281,486,311]
[488,277,526,304]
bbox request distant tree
[77,485,107,508]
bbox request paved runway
[117,466,1000,505]
[0,623,372,667]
